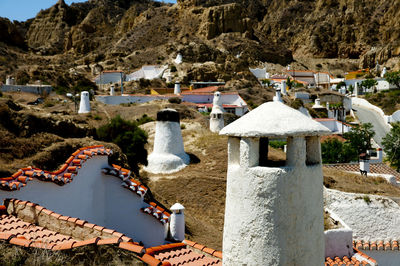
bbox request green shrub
[136,114,154,125]
[96,115,148,175]
[94,114,102,120]
[168,97,182,104]
[269,140,286,149]
[170,65,177,72]
[363,196,371,204]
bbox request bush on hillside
[96,115,148,174]
[321,138,358,163]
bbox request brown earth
[0,242,145,266]
[323,167,400,198]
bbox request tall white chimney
[219,101,329,265]
[281,80,287,95]
[78,91,91,114]
[110,85,115,96]
[210,91,225,133]
[174,82,181,95]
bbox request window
[259,137,286,167]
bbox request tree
[286,77,294,90]
[384,71,400,89]
[360,79,378,93]
[343,123,375,159]
[262,79,272,88]
[382,122,400,170]
[97,115,148,175]
[321,138,358,163]
[336,81,346,90]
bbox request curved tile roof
[0,146,171,225]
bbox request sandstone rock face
[26,0,72,54]
[2,0,400,86]
[0,18,26,48]
[199,3,253,39]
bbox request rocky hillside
[1,0,400,89]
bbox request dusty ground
[323,167,400,198]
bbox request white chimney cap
[171,203,185,211]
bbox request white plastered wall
[0,156,166,247]
[223,136,324,265]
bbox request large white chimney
[219,101,330,265]
[145,109,189,174]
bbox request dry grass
[0,242,145,266]
[323,167,400,198]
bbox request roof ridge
[0,199,141,250]
[0,200,167,265]
[0,146,111,190]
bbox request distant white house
[375,78,397,91]
[94,71,125,85]
[314,118,351,134]
[249,67,270,80]
[181,92,248,116]
[126,65,167,81]
[96,91,248,116]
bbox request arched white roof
[220,101,330,138]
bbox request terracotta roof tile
[354,239,400,251]
[0,146,117,190]
[97,237,121,245]
[324,163,400,179]
[325,248,377,265]
[148,242,222,266]
[72,237,100,248]
[119,242,145,254]
[0,199,132,254]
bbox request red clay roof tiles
[325,248,377,265]
[324,163,400,180]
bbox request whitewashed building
[220,101,330,265]
[126,65,167,81]
[94,71,125,85]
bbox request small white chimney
[381,67,387,78]
[175,53,183,65]
[377,148,383,163]
[170,203,185,241]
[355,82,359,97]
[174,82,181,95]
[281,80,287,95]
[78,91,91,114]
[273,88,282,102]
[110,85,115,96]
[6,76,15,85]
[360,153,370,174]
